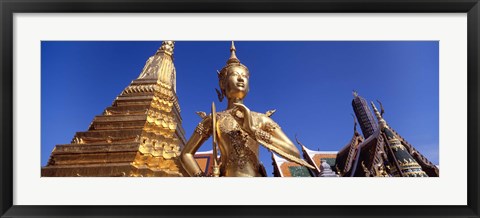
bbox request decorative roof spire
[370,102,387,128]
[351,113,358,133]
[158,41,175,56]
[227,41,240,65]
[351,92,378,138]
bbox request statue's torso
[216,109,263,177]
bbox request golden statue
[180,42,314,177]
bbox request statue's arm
[231,103,302,159]
[180,116,212,176]
[259,117,302,159]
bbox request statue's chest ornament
[218,112,258,169]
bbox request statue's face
[224,66,249,100]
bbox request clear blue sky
[41,41,439,176]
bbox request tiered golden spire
[158,41,175,56]
[42,41,186,177]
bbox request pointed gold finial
[159,41,174,56]
[370,101,387,128]
[227,41,240,64]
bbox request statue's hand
[232,103,257,136]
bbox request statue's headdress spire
[227,41,240,64]
[221,41,246,71]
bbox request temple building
[301,146,338,177]
[335,92,439,177]
[273,92,438,177]
[272,140,338,177]
[42,41,187,177]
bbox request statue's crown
[217,41,249,81]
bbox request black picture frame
[1,0,479,217]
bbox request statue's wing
[215,88,224,102]
[265,109,276,117]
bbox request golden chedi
[42,41,187,177]
[180,42,314,177]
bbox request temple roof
[333,94,439,177]
[301,144,337,175]
[271,153,312,177]
[335,132,364,176]
[388,127,439,176]
[194,150,215,176]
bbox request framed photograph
[1,0,479,217]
